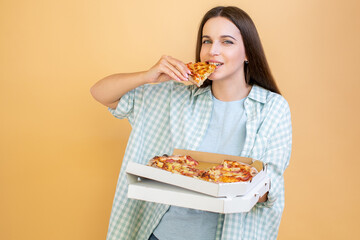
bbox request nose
[209,42,220,56]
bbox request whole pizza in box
[148,154,258,183]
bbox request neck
[211,79,252,102]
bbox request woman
[91,6,292,240]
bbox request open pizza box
[126,149,268,198]
[125,149,270,213]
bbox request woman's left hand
[258,192,268,203]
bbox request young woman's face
[200,17,247,83]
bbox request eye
[202,39,212,44]
[223,40,234,44]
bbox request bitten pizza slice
[186,62,216,87]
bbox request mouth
[207,61,223,68]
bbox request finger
[165,56,191,78]
[161,66,183,82]
[161,58,190,81]
[163,61,189,81]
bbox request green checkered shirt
[107,81,292,240]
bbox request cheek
[200,44,212,61]
[227,49,246,65]
[199,47,206,61]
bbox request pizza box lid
[125,149,267,198]
[127,174,270,213]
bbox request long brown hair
[196,6,281,94]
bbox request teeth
[209,62,222,66]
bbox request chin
[207,75,223,82]
[208,73,220,81]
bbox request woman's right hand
[144,55,191,84]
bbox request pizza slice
[186,62,216,87]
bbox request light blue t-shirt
[153,95,247,240]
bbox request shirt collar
[193,84,269,103]
[193,85,212,97]
[247,85,268,104]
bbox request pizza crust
[188,75,206,87]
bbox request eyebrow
[202,35,237,41]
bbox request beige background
[1,0,359,239]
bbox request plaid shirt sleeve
[108,83,167,126]
[108,88,136,122]
[258,97,292,209]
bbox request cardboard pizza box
[125,149,267,198]
[126,174,270,213]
